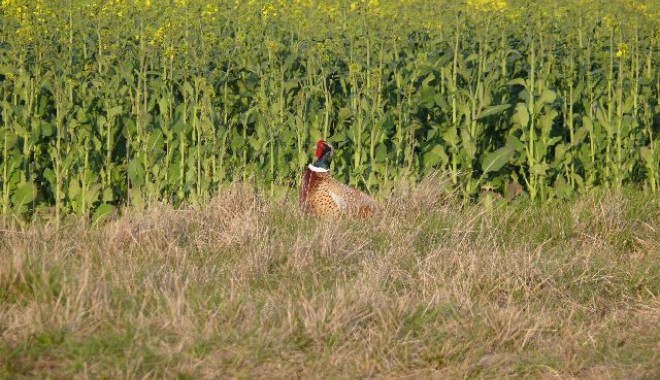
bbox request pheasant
[299,140,377,217]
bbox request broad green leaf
[506,134,525,152]
[419,86,437,108]
[594,106,611,135]
[129,188,144,209]
[442,127,459,147]
[107,105,123,119]
[86,184,102,204]
[640,147,653,163]
[375,143,388,162]
[477,104,511,120]
[43,168,56,189]
[546,136,562,148]
[102,187,114,202]
[92,203,116,225]
[573,126,589,144]
[338,107,353,123]
[128,159,145,185]
[507,78,528,89]
[539,109,559,132]
[481,146,514,175]
[11,182,37,206]
[553,175,572,199]
[461,128,477,159]
[513,103,529,127]
[530,163,550,176]
[423,144,448,167]
[68,180,81,199]
[582,115,594,133]
[555,143,567,162]
[538,88,556,105]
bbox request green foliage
[0,0,659,218]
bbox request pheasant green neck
[312,150,332,170]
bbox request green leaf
[338,107,353,123]
[419,86,437,108]
[92,203,116,226]
[477,104,511,119]
[573,126,589,144]
[537,88,556,105]
[128,159,145,185]
[182,81,194,97]
[513,103,529,127]
[594,106,611,135]
[375,143,388,162]
[507,78,528,89]
[481,146,514,175]
[640,147,653,163]
[11,181,37,207]
[86,183,102,204]
[68,180,81,199]
[555,143,568,162]
[506,133,525,152]
[582,115,594,133]
[553,175,572,199]
[107,105,123,119]
[461,128,477,159]
[442,127,459,147]
[102,187,114,202]
[530,163,550,176]
[423,144,448,167]
[43,168,56,189]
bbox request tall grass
[1,179,659,378]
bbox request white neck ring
[308,164,329,173]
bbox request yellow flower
[616,43,628,58]
[467,0,507,12]
[201,4,219,18]
[318,3,339,19]
[151,23,168,45]
[165,46,175,60]
[262,3,277,21]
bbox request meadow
[1,180,659,378]
[1,0,659,378]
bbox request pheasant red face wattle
[315,140,333,159]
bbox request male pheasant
[299,140,377,217]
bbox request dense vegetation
[0,0,659,221]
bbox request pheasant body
[299,141,377,217]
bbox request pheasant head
[311,140,334,171]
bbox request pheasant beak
[325,142,335,154]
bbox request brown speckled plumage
[299,140,377,217]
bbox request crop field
[1,0,660,378]
[0,0,659,220]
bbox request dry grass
[1,178,659,379]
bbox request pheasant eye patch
[315,140,326,159]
